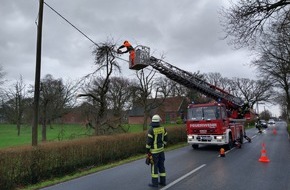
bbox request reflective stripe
[160,173,166,177]
[150,147,164,154]
[154,133,157,150]
[152,174,159,178]
[146,144,151,149]
[151,164,157,177]
[148,134,153,138]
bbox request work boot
[148,178,158,188]
[159,176,166,186]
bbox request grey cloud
[0,0,255,83]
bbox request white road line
[160,164,206,190]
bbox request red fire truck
[127,45,253,149]
[186,102,249,149]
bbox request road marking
[160,164,206,190]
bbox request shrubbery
[0,126,186,190]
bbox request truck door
[221,106,229,129]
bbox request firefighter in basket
[117,40,135,66]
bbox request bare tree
[133,69,169,130]
[205,72,232,91]
[220,0,290,49]
[253,20,290,120]
[106,76,134,132]
[275,92,288,119]
[1,76,29,135]
[0,65,6,96]
[78,41,121,135]
[155,76,179,98]
[107,77,132,115]
[39,74,78,141]
[204,72,274,111]
[229,77,273,109]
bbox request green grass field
[0,124,94,148]
[0,123,184,149]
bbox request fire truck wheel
[192,144,199,149]
[236,142,242,149]
[239,131,244,144]
[240,131,244,144]
[226,136,233,150]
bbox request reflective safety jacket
[146,124,168,154]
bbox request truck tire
[192,144,199,149]
[226,134,233,150]
[240,131,244,144]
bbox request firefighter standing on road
[117,40,135,66]
[146,114,168,188]
[256,116,262,133]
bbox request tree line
[0,48,277,141]
[220,0,290,121]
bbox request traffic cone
[272,127,277,135]
[259,143,270,163]
[220,148,225,157]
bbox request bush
[0,126,186,189]
[176,116,183,124]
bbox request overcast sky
[0,0,279,116]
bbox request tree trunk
[143,111,149,131]
[42,122,47,142]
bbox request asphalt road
[42,121,290,190]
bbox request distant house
[128,96,190,124]
[61,111,85,124]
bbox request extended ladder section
[131,45,244,109]
[148,57,244,109]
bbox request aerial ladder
[129,45,249,119]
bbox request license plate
[197,136,212,141]
[202,136,212,140]
[200,130,207,134]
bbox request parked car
[260,119,268,128]
[268,119,275,127]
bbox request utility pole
[32,0,44,146]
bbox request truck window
[203,106,217,120]
[221,107,227,119]
[188,106,219,120]
[187,107,203,120]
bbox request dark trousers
[151,151,166,185]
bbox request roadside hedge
[0,126,186,190]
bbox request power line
[43,1,130,63]
[43,1,99,47]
